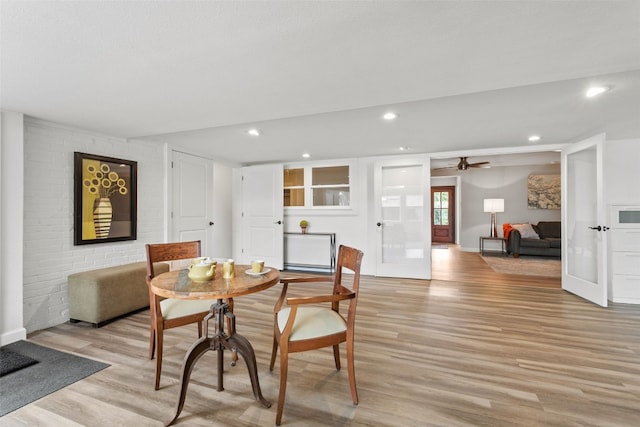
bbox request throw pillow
[512,223,540,239]
[531,223,541,236]
[503,223,514,239]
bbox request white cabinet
[609,206,640,304]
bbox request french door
[374,156,431,279]
[561,133,608,306]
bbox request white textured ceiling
[2,1,639,166]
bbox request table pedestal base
[167,299,271,425]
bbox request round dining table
[150,265,280,425]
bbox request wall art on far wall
[74,152,137,245]
[527,174,560,210]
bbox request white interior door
[374,156,431,279]
[172,151,214,255]
[561,133,608,306]
[241,164,284,269]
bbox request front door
[561,133,608,306]
[374,156,431,279]
[431,186,455,243]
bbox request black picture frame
[74,152,137,245]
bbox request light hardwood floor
[5,261,639,426]
[432,244,560,288]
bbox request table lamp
[483,198,504,237]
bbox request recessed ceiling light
[302,153,311,158]
[585,86,610,98]
[247,129,260,136]
[383,112,398,120]
[528,135,541,142]
[399,146,410,151]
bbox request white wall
[1,111,26,345]
[605,139,640,206]
[20,119,168,333]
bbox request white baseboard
[0,328,27,346]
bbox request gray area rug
[0,348,38,376]
[0,340,109,416]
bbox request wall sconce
[483,198,504,237]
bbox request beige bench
[68,261,169,327]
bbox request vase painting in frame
[74,152,137,245]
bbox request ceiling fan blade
[469,161,490,168]
[433,157,490,171]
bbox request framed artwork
[527,174,560,209]
[74,152,137,245]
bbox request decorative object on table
[246,267,271,276]
[188,259,217,282]
[527,174,560,209]
[74,152,137,245]
[483,198,504,237]
[251,259,264,273]
[299,219,309,233]
[222,259,236,279]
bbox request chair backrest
[332,245,364,318]
[145,241,201,282]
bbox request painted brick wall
[23,119,166,332]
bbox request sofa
[504,221,561,258]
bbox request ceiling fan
[434,157,490,171]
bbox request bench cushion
[68,261,169,326]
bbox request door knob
[588,225,602,231]
[376,222,383,227]
[209,221,214,226]
[275,220,282,225]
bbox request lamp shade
[483,198,504,213]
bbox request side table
[479,236,507,256]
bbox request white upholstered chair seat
[277,306,347,341]
[160,298,215,321]
[270,245,364,425]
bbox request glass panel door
[374,157,430,279]
[562,133,607,306]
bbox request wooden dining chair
[145,241,225,390]
[269,245,364,425]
